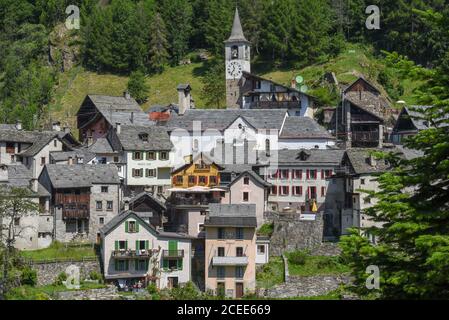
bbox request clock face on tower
[227,61,243,79]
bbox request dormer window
[139,133,149,142]
[298,150,311,161]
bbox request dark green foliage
[201,59,226,108]
[53,272,67,286]
[20,267,37,287]
[288,250,308,266]
[88,271,102,282]
[148,12,170,73]
[340,53,449,299]
[257,223,274,237]
[127,71,149,104]
[169,281,201,300]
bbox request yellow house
[171,153,223,189]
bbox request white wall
[125,151,173,188]
[278,139,335,150]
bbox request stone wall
[31,260,101,286]
[265,211,324,256]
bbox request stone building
[204,204,257,298]
[39,164,121,243]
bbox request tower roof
[226,8,249,43]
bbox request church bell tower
[225,8,251,110]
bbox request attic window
[139,133,149,142]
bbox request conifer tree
[148,12,170,73]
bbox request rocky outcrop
[49,23,81,72]
[31,260,101,286]
[56,285,120,300]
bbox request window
[41,157,46,165]
[160,152,168,160]
[54,140,57,147]
[139,133,149,142]
[147,152,156,160]
[101,186,108,193]
[118,241,127,250]
[280,170,289,180]
[325,169,333,178]
[321,187,326,197]
[307,170,317,180]
[218,228,225,239]
[255,80,261,89]
[107,201,113,211]
[14,218,20,226]
[265,139,270,152]
[236,247,244,257]
[236,228,244,240]
[132,169,143,177]
[133,152,142,160]
[235,266,244,279]
[308,187,317,200]
[188,176,196,185]
[293,186,303,196]
[199,176,207,185]
[157,186,163,194]
[217,247,225,257]
[293,170,303,179]
[280,186,289,196]
[115,260,128,271]
[99,217,104,225]
[128,221,137,233]
[113,156,119,163]
[361,179,365,185]
[135,260,148,271]
[217,267,225,279]
[210,176,217,185]
[243,192,249,202]
[146,169,156,177]
[270,185,277,195]
[96,201,102,210]
[243,177,250,185]
[168,260,178,270]
[176,176,183,184]
[137,240,147,250]
[257,245,265,254]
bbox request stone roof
[258,148,345,166]
[166,109,287,132]
[50,150,96,164]
[0,164,49,197]
[226,8,248,43]
[227,170,271,188]
[345,148,394,175]
[205,204,257,227]
[394,145,424,160]
[87,137,116,154]
[84,95,153,126]
[100,210,193,239]
[44,164,120,189]
[115,125,173,151]
[128,192,167,211]
[279,117,334,139]
[344,91,390,121]
[403,106,433,130]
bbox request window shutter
[292,187,295,195]
[145,240,149,250]
[306,170,310,180]
[114,260,119,271]
[172,176,176,185]
[132,153,135,160]
[300,186,303,195]
[136,240,139,251]
[177,258,183,270]
[125,240,128,250]
[204,176,208,185]
[286,186,290,195]
[115,241,118,251]
[125,221,129,233]
[163,258,169,270]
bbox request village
[0,9,428,300]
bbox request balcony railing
[55,193,90,205]
[62,208,89,220]
[112,249,152,259]
[169,197,221,206]
[162,250,184,258]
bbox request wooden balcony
[55,193,90,205]
[112,250,153,259]
[162,250,184,259]
[62,208,89,220]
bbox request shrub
[257,223,274,236]
[315,257,338,269]
[20,266,37,286]
[54,272,67,286]
[147,283,158,295]
[288,251,308,266]
[89,270,102,282]
[170,282,201,300]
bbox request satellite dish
[300,85,308,93]
[295,75,304,84]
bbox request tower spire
[227,7,248,42]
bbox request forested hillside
[1,0,448,129]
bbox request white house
[100,211,193,290]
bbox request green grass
[286,252,350,277]
[257,222,274,237]
[256,256,285,289]
[20,242,97,262]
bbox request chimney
[87,136,93,147]
[116,123,121,134]
[177,84,191,115]
[124,91,131,100]
[68,157,73,165]
[124,200,130,211]
[0,165,8,182]
[52,121,61,131]
[369,154,377,167]
[63,127,71,134]
[15,120,22,131]
[30,178,38,193]
[130,112,134,124]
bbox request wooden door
[235,283,244,298]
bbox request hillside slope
[49,44,422,130]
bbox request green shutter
[125,221,129,233]
[168,240,178,252]
[115,241,118,250]
[125,240,128,250]
[145,240,149,250]
[162,258,169,270]
[177,258,183,270]
[114,260,119,271]
[136,240,139,251]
